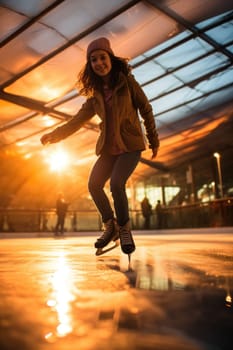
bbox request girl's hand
[151,147,159,159]
[40,133,53,145]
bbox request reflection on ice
[225,292,232,307]
[225,277,232,308]
[45,252,76,341]
[119,241,233,313]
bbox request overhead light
[213,152,223,198]
[213,152,220,159]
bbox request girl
[41,37,159,256]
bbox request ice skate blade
[128,254,132,270]
[95,240,120,256]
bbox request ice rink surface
[0,228,233,350]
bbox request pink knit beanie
[86,37,114,59]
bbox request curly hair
[76,54,131,97]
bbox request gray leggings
[88,151,141,226]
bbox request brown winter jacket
[49,73,159,155]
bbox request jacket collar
[93,72,128,99]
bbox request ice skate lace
[120,228,133,246]
[99,221,114,241]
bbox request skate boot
[95,218,119,251]
[119,221,135,256]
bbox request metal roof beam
[0,90,98,132]
[140,157,169,172]
[0,0,66,48]
[151,62,232,102]
[154,81,233,117]
[132,10,233,69]
[145,0,233,62]
[140,51,213,87]
[0,90,70,119]
[0,0,140,90]
[0,112,46,133]
[0,124,61,149]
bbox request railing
[0,198,232,233]
[147,198,233,229]
[0,209,101,233]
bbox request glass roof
[0,0,233,180]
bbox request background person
[155,200,163,229]
[141,196,152,229]
[55,192,69,236]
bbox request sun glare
[42,115,56,127]
[46,147,70,172]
